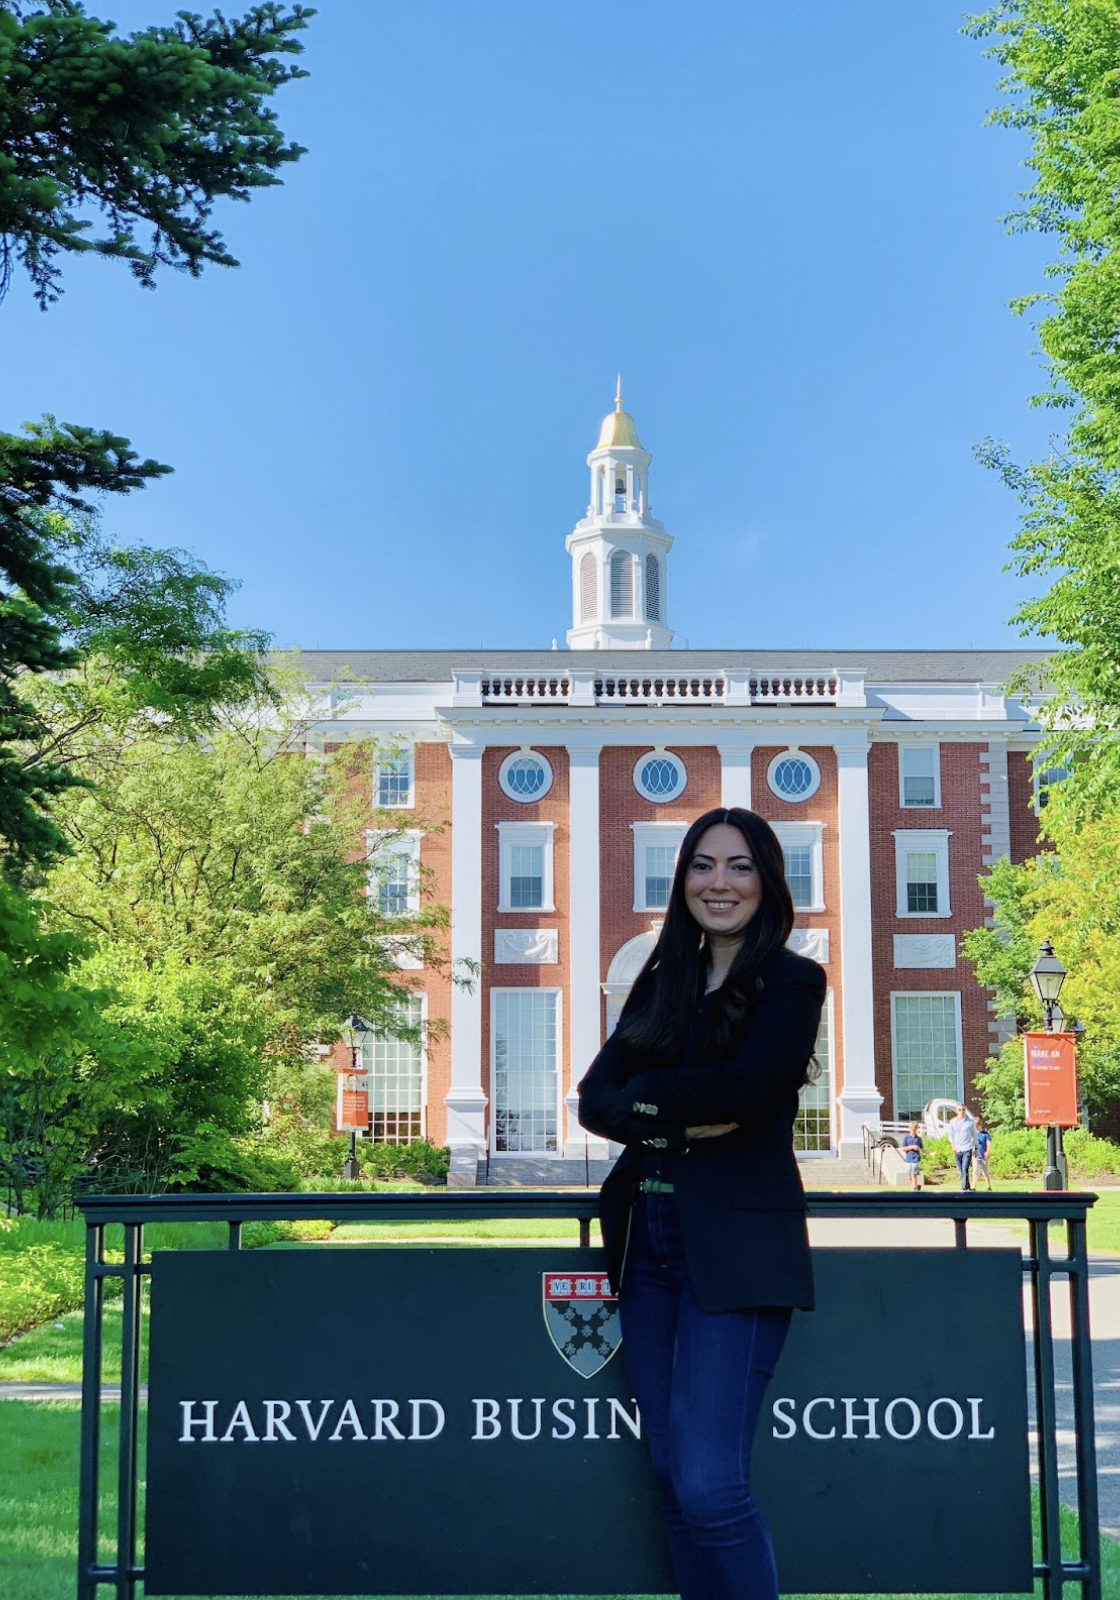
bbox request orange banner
[1023,1032,1079,1127]
[339,1089,369,1131]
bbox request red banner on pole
[339,1089,369,1131]
[1023,1032,1079,1127]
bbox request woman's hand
[685,1122,740,1140]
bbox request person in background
[973,1118,993,1191]
[948,1103,977,1192]
[577,806,826,1600]
[901,1121,924,1192]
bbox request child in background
[974,1119,993,1191]
[901,1122,924,1192]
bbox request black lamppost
[1029,940,1068,1190]
[339,1013,373,1181]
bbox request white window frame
[796,987,835,1156]
[898,742,941,809]
[771,821,825,913]
[496,821,556,912]
[631,821,687,912]
[367,829,422,917]
[633,749,688,803]
[498,748,554,803]
[357,992,427,1145]
[893,829,951,919]
[1033,755,1071,815]
[890,991,964,1117]
[372,746,415,810]
[766,748,821,804]
[490,987,563,1158]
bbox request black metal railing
[74,1189,1101,1600]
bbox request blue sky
[3,0,1058,653]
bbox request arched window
[610,550,633,617]
[579,552,597,623]
[645,554,661,621]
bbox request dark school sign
[145,1246,1032,1596]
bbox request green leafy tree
[0,878,105,1213]
[26,683,446,1190]
[0,2,311,878]
[967,1,1120,813]
[0,0,312,306]
[964,816,1120,1121]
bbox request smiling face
[683,822,764,944]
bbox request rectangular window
[905,852,939,913]
[644,844,676,909]
[497,823,555,912]
[374,750,414,809]
[367,830,421,917]
[380,854,411,916]
[899,744,939,808]
[509,843,544,909]
[363,996,424,1144]
[631,822,687,913]
[782,844,814,909]
[492,989,559,1154]
[1034,759,1070,813]
[893,830,950,918]
[772,821,825,913]
[891,993,962,1121]
[795,996,833,1153]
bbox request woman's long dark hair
[615,807,794,1067]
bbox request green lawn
[0,1398,1115,1600]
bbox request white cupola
[566,380,674,650]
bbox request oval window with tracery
[499,751,553,802]
[634,751,687,802]
[767,750,820,802]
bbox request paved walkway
[3,1213,1118,1541]
[809,1211,1120,1543]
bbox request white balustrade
[453,667,863,708]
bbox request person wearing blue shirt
[901,1122,924,1192]
[974,1119,993,1191]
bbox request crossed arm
[577,965,826,1148]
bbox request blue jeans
[620,1193,792,1600]
[954,1149,973,1190]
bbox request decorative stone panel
[494,929,558,965]
[788,928,830,965]
[893,934,956,970]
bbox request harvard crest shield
[542,1271,622,1378]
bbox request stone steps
[467,1153,880,1188]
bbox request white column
[445,742,487,1184]
[836,741,883,1155]
[565,743,609,1159]
[718,742,754,809]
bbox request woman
[577,806,825,1600]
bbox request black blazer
[577,946,826,1315]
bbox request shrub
[357,1139,449,1183]
[1063,1129,1120,1178]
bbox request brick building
[312,393,1049,1181]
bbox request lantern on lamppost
[338,1014,373,1181]
[1029,940,1067,1032]
[1026,942,1072,1191]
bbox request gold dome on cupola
[596,376,643,449]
